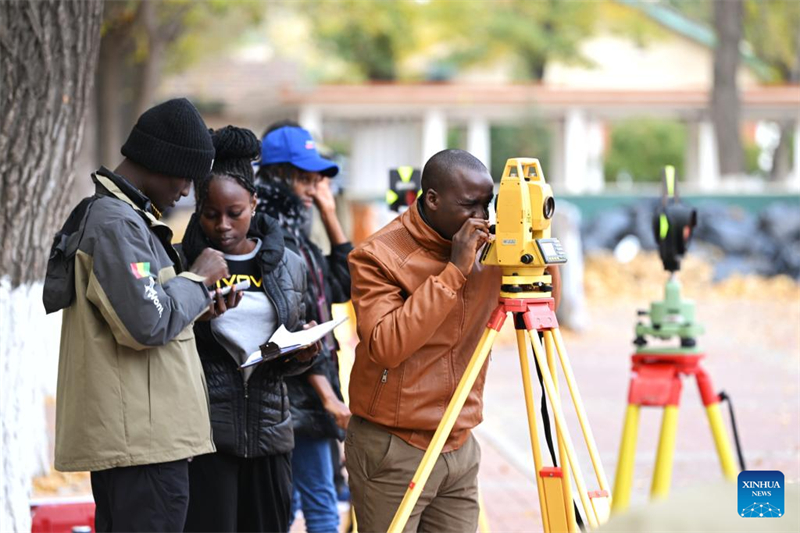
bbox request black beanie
[121,98,215,181]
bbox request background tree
[96,0,263,165]
[0,1,103,532]
[711,0,745,177]
[742,0,800,180]
[667,0,799,179]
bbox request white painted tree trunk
[0,280,62,532]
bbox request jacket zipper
[243,380,249,458]
[368,369,389,416]
[248,273,281,459]
[452,278,468,399]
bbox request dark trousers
[184,451,293,533]
[91,459,189,533]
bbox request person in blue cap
[256,121,352,533]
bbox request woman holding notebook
[180,125,319,533]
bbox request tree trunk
[96,0,138,167]
[133,0,164,118]
[711,0,744,177]
[0,1,102,531]
[97,29,127,166]
[769,24,800,182]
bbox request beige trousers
[345,416,481,533]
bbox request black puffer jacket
[181,212,313,457]
[256,180,353,441]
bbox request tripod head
[480,158,566,298]
[654,166,697,273]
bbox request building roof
[281,83,800,121]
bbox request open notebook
[240,316,349,369]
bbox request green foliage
[102,0,265,76]
[300,0,421,81]
[295,0,602,81]
[744,141,761,175]
[604,118,687,182]
[163,1,265,73]
[490,123,552,182]
[742,0,800,82]
[452,0,599,80]
[447,126,466,151]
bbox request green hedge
[605,118,687,183]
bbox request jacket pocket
[367,369,389,417]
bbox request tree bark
[711,0,744,177]
[0,0,103,287]
[96,0,138,167]
[0,1,102,531]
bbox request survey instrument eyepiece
[653,166,696,272]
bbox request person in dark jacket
[181,125,319,533]
[256,122,353,533]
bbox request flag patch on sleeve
[130,262,151,279]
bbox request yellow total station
[481,158,566,299]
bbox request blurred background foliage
[92,0,799,181]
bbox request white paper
[242,316,348,368]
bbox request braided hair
[195,125,260,210]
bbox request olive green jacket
[47,168,215,471]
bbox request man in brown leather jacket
[346,149,560,532]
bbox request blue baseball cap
[260,126,339,177]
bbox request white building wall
[545,34,760,90]
[467,117,491,170]
[697,120,720,191]
[564,109,589,193]
[422,109,447,163]
[349,120,422,201]
[792,119,800,191]
[585,119,606,192]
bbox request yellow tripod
[387,296,612,533]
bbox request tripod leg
[516,330,552,533]
[551,329,612,496]
[651,405,679,499]
[695,368,738,481]
[705,404,738,480]
[388,326,501,533]
[478,488,491,533]
[529,330,599,529]
[612,404,640,513]
[544,331,577,533]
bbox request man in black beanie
[44,98,242,532]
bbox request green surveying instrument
[387,158,611,533]
[612,166,745,512]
